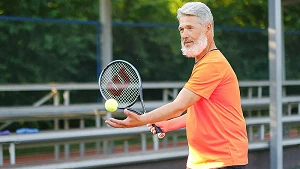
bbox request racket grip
[152,124,165,139]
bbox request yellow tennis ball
[105,99,118,112]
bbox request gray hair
[177,2,214,26]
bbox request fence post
[9,143,15,165]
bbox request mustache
[182,39,193,43]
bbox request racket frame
[98,60,164,138]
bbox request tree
[0,0,299,83]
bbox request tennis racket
[98,60,165,139]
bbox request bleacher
[1,81,300,168]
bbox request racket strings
[100,62,140,108]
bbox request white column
[0,144,3,166]
[9,143,15,165]
[268,0,283,169]
[100,0,113,68]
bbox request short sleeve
[184,62,222,99]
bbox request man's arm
[105,88,200,128]
[147,113,187,134]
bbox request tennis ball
[105,99,118,112]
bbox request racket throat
[125,107,143,115]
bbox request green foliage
[0,0,99,83]
[290,165,300,169]
[0,20,98,83]
[1,0,300,147]
[0,0,300,106]
[111,0,193,81]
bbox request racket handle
[125,108,165,138]
[152,124,165,139]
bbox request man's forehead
[179,19,202,29]
[178,15,200,25]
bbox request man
[105,2,248,169]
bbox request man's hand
[105,109,144,128]
[147,122,166,135]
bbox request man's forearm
[140,101,186,125]
[164,114,186,132]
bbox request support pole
[268,0,283,169]
[100,0,113,69]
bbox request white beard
[181,33,208,58]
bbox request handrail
[0,126,187,166]
[0,127,149,143]
[0,126,299,168]
[0,81,300,168]
[0,96,300,119]
[1,80,300,92]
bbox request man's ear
[206,23,212,34]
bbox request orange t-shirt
[184,50,248,169]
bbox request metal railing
[0,80,300,168]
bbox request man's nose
[181,29,189,39]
